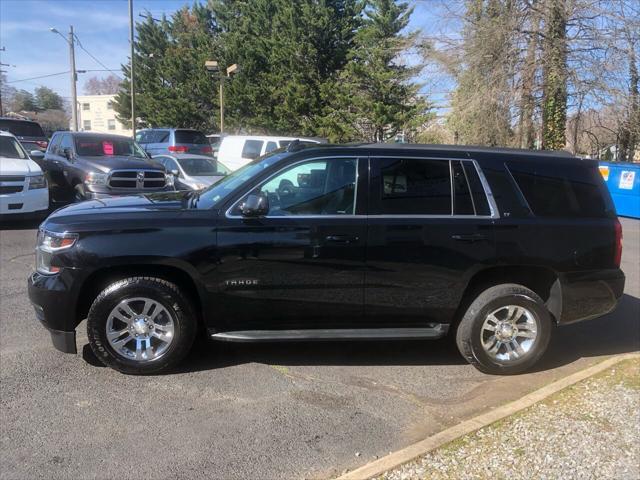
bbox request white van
[216,135,321,171]
[0,130,49,220]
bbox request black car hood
[79,156,165,172]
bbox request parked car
[216,135,321,171]
[28,143,624,375]
[42,131,173,202]
[136,128,213,156]
[152,153,229,190]
[0,130,49,220]
[0,117,49,153]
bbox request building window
[107,101,113,110]
[83,120,92,131]
[82,103,90,111]
[108,119,116,131]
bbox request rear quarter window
[507,161,613,218]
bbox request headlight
[28,174,47,190]
[36,230,78,274]
[85,172,108,186]
[165,174,174,187]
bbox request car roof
[0,117,40,125]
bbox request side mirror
[170,169,180,177]
[241,192,269,217]
[62,147,73,160]
[30,150,45,161]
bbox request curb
[335,353,640,480]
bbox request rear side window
[463,162,491,216]
[175,130,207,144]
[265,141,278,153]
[507,161,612,218]
[372,158,452,215]
[452,161,474,215]
[241,140,264,160]
[0,120,45,137]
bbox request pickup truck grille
[0,176,25,194]
[108,170,166,190]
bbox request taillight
[168,145,188,153]
[36,140,48,149]
[201,146,213,154]
[614,218,623,267]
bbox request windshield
[195,152,288,209]
[0,136,28,159]
[0,120,45,138]
[75,135,147,158]
[178,157,219,176]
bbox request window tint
[48,134,61,154]
[59,134,73,152]
[373,158,451,215]
[0,120,45,137]
[507,162,612,218]
[463,162,491,215]
[241,140,264,160]
[265,141,278,153]
[452,161,474,215]
[174,130,208,145]
[237,158,357,216]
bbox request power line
[73,34,123,80]
[7,71,70,84]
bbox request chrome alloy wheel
[480,305,538,362]
[106,297,175,362]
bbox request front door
[365,155,497,327]
[213,156,367,331]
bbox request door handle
[325,235,359,244]
[451,233,488,243]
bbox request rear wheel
[455,284,552,375]
[87,277,197,374]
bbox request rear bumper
[558,268,625,324]
[28,270,81,354]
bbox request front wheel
[455,284,552,375]
[87,277,197,374]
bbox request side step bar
[210,325,449,342]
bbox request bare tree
[83,75,122,95]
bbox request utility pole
[69,26,78,131]
[129,0,136,138]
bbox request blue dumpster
[598,161,640,219]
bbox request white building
[76,94,131,137]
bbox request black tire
[87,277,197,374]
[455,284,552,375]
[74,183,87,202]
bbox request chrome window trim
[225,155,361,219]
[224,154,500,220]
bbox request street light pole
[68,26,78,131]
[129,0,136,138]
[219,80,224,134]
[205,61,237,135]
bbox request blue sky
[1,0,451,106]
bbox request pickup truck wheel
[74,183,87,202]
[87,277,197,374]
[455,284,551,375]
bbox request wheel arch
[76,264,205,330]
[456,266,561,326]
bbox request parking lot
[1,218,638,480]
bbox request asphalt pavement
[0,218,638,480]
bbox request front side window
[372,158,451,215]
[241,140,264,160]
[233,158,357,216]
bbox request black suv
[27,144,625,375]
[0,117,49,152]
[42,132,173,202]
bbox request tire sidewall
[467,291,551,374]
[87,278,195,374]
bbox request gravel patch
[379,358,640,480]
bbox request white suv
[0,130,49,220]
[216,135,321,171]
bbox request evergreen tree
[35,86,64,111]
[10,89,37,112]
[318,0,430,142]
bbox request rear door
[365,154,497,327]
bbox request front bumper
[28,270,81,354]
[0,187,49,215]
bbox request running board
[209,325,449,342]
